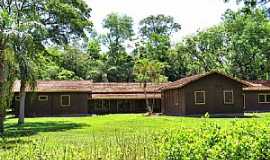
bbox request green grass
[1,113,270,159]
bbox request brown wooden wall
[161,73,245,115]
[161,88,185,115]
[245,91,270,111]
[184,74,244,115]
[13,92,89,117]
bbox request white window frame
[224,90,234,104]
[194,91,206,105]
[15,96,20,101]
[38,95,48,101]
[61,95,71,107]
[258,93,270,104]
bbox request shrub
[159,119,270,160]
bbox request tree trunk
[18,80,26,125]
[0,49,5,135]
[144,81,152,113]
[0,112,4,135]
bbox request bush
[158,119,270,160]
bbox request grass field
[1,113,270,159]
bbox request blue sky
[86,0,238,44]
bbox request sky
[86,0,238,43]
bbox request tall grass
[0,129,162,160]
[1,114,270,160]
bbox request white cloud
[86,0,238,42]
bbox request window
[224,90,234,104]
[38,95,48,101]
[194,91,205,105]
[15,96,20,101]
[267,95,270,102]
[61,95,71,107]
[258,94,270,103]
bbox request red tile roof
[250,80,270,87]
[13,81,161,93]
[160,71,255,91]
[243,80,270,91]
[91,83,161,93]
[13,80,93,92]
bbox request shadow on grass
[3,121,89,138]
[0,138,31,150]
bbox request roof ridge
[161,71,253,91]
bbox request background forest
[31,0,270,83]
[1,0,269,85]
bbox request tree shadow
[3,121,89,138]
[0,138,30,150]
[0,121,89,151]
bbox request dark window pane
[61,95,70,106]
[224,91,233,104]
[39,95,48,101]
[195,91,205,104]
[267,95,270,102]
[258,95,265,103]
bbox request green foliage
[224,8,270,79]
[103,13,134,40]
[175,25,229,75]
[159,120,270,160]
[101,12,135,82]
[139,14,181,40]
[136,15,181,81]
[87,39,101,59]
[1,114,270,159]
[134,58,167,83]
[0,49,16,112]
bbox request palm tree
[13,35,38,125]
[134,58,167,114]
[16,57,36,125]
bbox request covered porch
[88,93,161,114]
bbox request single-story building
[12,81,161,117]
[160,71,255,115]
[243,80,270,112]
[12,71,270,117]
[12,81,92,117]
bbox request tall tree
[0,0,92,130]
[223,8,270,79]
[138,15,181,61]
[138,15,181,80]
[175,25,228,75]
[134,58,167,113]
[13,34,40,125]
[102,13,134,82]
[139,14,181,40]
[225,0,269,7]
[225,0,270,15]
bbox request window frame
[258,93,270,104]
[194,91,206,105]
[60,95,71,107]
[38,95,48,101]
[223,90,234,104]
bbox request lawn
[1,113,270,159]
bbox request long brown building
[12,81,161,117]
[12,71,270,117]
